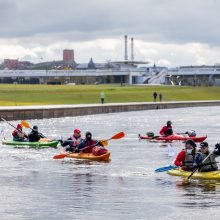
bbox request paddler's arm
[174,150,185,166]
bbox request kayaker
[60,128,83,153]
[12,124,27,141]
[159,121,173,136]
[28,126,45,142]
[194,142,220,172]
[174,139,197,171]
[74,131,104,153]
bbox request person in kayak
[194,142,220,172]
[174,139,197,171]
[159,121,173,136]
[74,131,104,153]
[28,126,45,142]
[60,128,83,153]
[12,124,27,141]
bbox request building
[3,59,19,70]
[63,49,74,64]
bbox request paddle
[21,120,46,138]
[53,131,125,159]
[176,149,215,186]
[1,117,28,138]
[155,165,178,173]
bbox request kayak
[2,139,59,148]
[66,152,111,161]
[139,134,207,142]
[167,168,220,180]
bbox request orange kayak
[66,152,111,161]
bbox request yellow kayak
[167,168,220,180]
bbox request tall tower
[124,35,128,61]
[63,49,74,64]
[131,37,134,61]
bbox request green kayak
[2,139,59,148]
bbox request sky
[1,0,220,67]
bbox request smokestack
[124,35,128,61]
[131,37,134,61]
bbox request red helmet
[74,128,81,134]
[17,124,22,129]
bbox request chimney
[131,37,134,61]
[124,35,128,61]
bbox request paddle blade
[53,154,68,159]
[110,132,125,140]
[155,165,178,173]
[176,179,190,186]
[99,139,108,146]
[21,120,31,129]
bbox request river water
[0,106,220,220]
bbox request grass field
[0,84,219,106]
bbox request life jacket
[182,150,195,170]
[81,139,97,153]
[12,129,25,141]
[12,130,18,137]
[164,126,173,136]
[197,152,218,172]
[71,136,82,147]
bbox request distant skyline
[1,0,220,67]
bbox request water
[0,106,220,220]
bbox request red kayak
[139,134,207,143]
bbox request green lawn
[0,84,219,106]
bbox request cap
[17,124,22,129]
[167,121,172,125]
[200,142,208,148]
[74,128,81,133]
[33,125,38,130]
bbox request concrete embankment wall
[1,100,220,121]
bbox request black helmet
[185,139,196,147]
[33,125,38,130]
[167,121,172,126]
[85,131,92,139]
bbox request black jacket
[28,130,44,142]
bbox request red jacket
[159,126,173,135]
[174,150,186,166]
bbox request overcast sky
[1,0,220,67]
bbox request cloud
[0,0,220,66]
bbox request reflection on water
[0,106,220,219]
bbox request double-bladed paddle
[53,131,125,159]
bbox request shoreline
[1,100,220,121]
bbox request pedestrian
[159,93,162,102]
[153,92,157,102]
[100,92,105,104]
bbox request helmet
[85,131,92,139]
[33,125,38,130]
[17,124,22,129]
[74,128,81,134]
[185,139,196,147]
[167,121,172,126]
[200,142,208,148]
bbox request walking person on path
[100,92,105,104]
[153,92,157,102]
[159,93,162,102]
